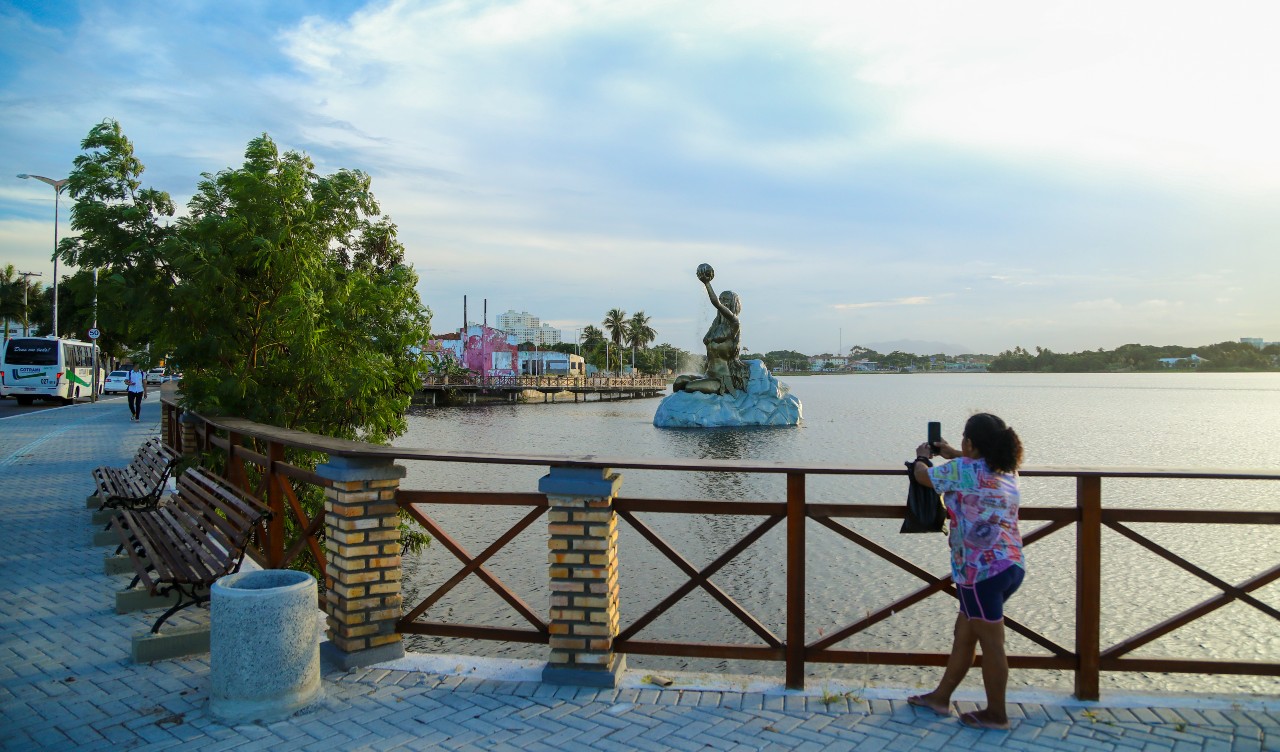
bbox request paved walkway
[0,397,1276,751]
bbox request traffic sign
[88,328,101,340]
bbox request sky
[2,0,1277,356]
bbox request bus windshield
[4,339,58,366]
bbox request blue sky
[2,0,1277,355]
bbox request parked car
[103,370,130,394]
[146,367,167,385]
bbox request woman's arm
[703,281,734,320]
[912,443,934,487]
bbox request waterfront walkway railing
[161,396,1280,699]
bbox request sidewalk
[0,397,1275,751]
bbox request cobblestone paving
[1,398,1276,751]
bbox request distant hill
[863,340,977,357]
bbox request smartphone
[927,421,942,453]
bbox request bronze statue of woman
[673,264,750,395]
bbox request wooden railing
[161,394,1280,698]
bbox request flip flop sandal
[959,711,1011,730]
[907,695,951,717]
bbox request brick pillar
[539,466,625,687]
[179,412,200,458]
[316,455,407,670]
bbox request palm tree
[580,325,605,347]
[625,311,656,371]
[602,309,627,347]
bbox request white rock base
[654,360,802,428]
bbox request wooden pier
[416,374,670,405]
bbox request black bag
[900,459,945,534]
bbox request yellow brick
[548,623,570,635]
[368,582,400,595]
[549,637,585,650]
[369,478,402,489]
[573,596,608,609]
[381,543,402,556]
[367,529,400,542]
[340,545,381,558]
[550,581,584,593]
[573,623,610,636]
[332,636,368,652]
[369,556,401,569]
[548,567,571,579]
[368,633,403,647]
[548,524,584,536]
[548,552,584,565]
[588,638,613,650]
[548,510,570,523]
[549,608,584,621]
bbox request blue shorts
[957,565,1024,623]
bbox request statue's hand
[696,263,714,283]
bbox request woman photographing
[908,412,1025,730]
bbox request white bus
[2,337,105,405]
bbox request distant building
[425,325,520,378]
[517,345,585,376]
[496,310,563,346]
[1158,354,1205,368]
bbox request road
[0,392,128,419]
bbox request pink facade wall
[426,326,520,377]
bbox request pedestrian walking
[907,412,1025,730]
[125,363,147,421]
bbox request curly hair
[964,413,1023,474]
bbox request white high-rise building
[496,310,563,346]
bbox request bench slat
[112,467,273,632]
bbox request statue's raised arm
[672,264,749,395]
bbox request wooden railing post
[539,465,625,687]
[316,455,407,670]
[786,472,806,690]
[266,441,286,568]
[225,430,246,491]
[1075,475,1102,700]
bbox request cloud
[833,296,933,311]
[0,1,1277,355]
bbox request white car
[146,368,167,385]
[103,370,130,394]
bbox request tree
[580,324,604,347]
[602,308,627,348]
[625,310,656,370]
[58,118,179,351]
[170,134,432,441]
[59,122,435,573]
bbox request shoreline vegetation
[757,340,1278,375]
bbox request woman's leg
[909,613,977,713]
[966,618,1010,726]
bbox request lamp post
[17,174,69,337]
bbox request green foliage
[59,121,436,566]
[763,350,809,371]
[987,342,1278,372]
[168,133,432,442]
[602,308,627,346]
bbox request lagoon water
[395,372,1280,694]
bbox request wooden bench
[112,467,272,633]
[91,437,180,511]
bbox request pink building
[426,326,520,378]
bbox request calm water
[395,372,1280,694]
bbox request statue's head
[719,290,742,314]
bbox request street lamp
[17,174,69,337]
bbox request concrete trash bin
[210,569,322,724]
